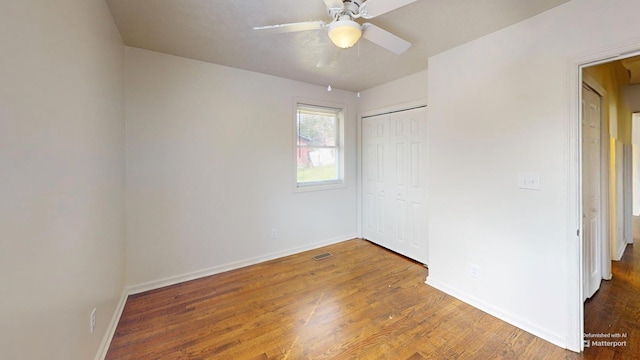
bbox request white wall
[124,47,358,290]
[426,0,640,351]
[0,1,125,359]
[358,70,428,114]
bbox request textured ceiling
[106,0,570,92]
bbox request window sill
[294,180,346,193]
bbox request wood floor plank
[583,243,640,359]
[106,239,639,359]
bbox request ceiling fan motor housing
[328,0,363,20]
[254,0,414,55]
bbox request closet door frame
[358,99,428,264]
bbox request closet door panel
[362,106,428,264]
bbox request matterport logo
[584,332,628,348]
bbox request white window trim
[293,98,347,192]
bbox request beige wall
[625,84,640,112]
[0,1,125,359]
[584,62,632,143]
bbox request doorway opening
[580,54,640,350]
[633,112,640,239]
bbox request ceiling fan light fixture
[328,19,362,48]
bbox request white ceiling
[106,0,570,92]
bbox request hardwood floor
[106,239,637,359]
[583,243,640,359]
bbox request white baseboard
[614,241,627,261]
[425,276,570,351]
[95,290,129,360]
[126,234,357,295]
[95,234,356,358]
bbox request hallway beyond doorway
[584,244,640,357]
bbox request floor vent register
[312,252,333,261]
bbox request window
[295,102,344,189]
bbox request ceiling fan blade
[359,0,417,19]
[316,42,338,67]
[323,0,344,11]
[362,23,411,55]
[253,21,326,34]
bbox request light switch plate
[518,172,540,190]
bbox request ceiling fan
[254,0,416,64]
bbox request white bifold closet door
[362,106,428,264]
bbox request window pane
[297,113,337,147]
[296,148,338,183]
[295,102,343,189]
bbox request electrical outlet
[90,308,96,333]
[469,264,480,279]
[271,228,278,239]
